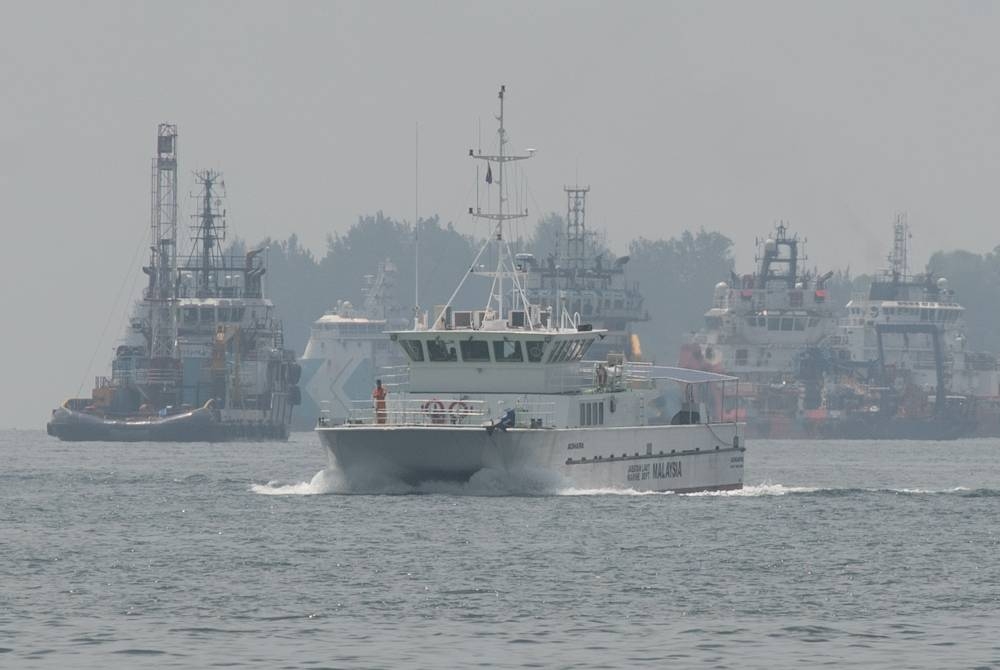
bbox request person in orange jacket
[372,379,388,424]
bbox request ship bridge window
[526,340,546,363]
[705,316,722,328]
[460,339,491,362]
[218,307,231,322]
[793,318,805,331]
[768,317,780,331]
[399,339,425,362]
[547,340,570,363]
[781,318,794,331]
[183,307,198,325]
[735,349,748,365]
[201,306,215,323]
[427,339,458,362]
[494,340,523,362]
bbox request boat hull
[46,406,288,442]
[317,423,744,493]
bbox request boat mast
[468,85,533,322]
[414,122,420,328]
[889,212,910,283]
[148,123,179,360]
[190,170,226,298]
[565,185,590,271]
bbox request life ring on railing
[448,401,470,424]
[421,399,446,424]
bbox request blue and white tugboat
[316,87,744,492]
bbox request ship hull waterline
[317,423,745,493]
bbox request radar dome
[795,282,804,289]
[937,277,948,290]
[764,239,777,255]
[715,281,729,292]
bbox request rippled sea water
[2,429,999,668]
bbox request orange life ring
[421,399,446,424]
[448,401,470,424]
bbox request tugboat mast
[190,169,226,298]
[148,123,179,360]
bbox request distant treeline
[233,213,1000,362]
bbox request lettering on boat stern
[627,461,682,482]
[567,442,585,450]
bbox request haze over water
[3,430,998,668]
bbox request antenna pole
[497,85,505,319]
[414,122,420,328]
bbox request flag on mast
[485,163,493,184]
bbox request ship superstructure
[298,260,408,427]
[316,86,744,493]
[680,223,838,435]
[518,187,648,361]
[48,125,299,442]
[827,216,999,437]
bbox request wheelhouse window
[427,339,458,362]
[183,307,198,325]
[399,339,425,362]
[460,339,491,362]
[200,306,215,323]
[494,340,523,362]
[526,340,546,362]
[547,340,570,363]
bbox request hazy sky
[3,1,1000,428]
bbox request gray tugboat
[47,124,299,442]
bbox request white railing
[577,360,649,391]
[327,396,559,429]
[378,364,410,391]
[496,399,556,428]
[344,397,488,426]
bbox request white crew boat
[315,86,745,492]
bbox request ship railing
[578,359,655,390]
[378,365,411,391]
[494,399,556,428]
[343,397,489,426]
